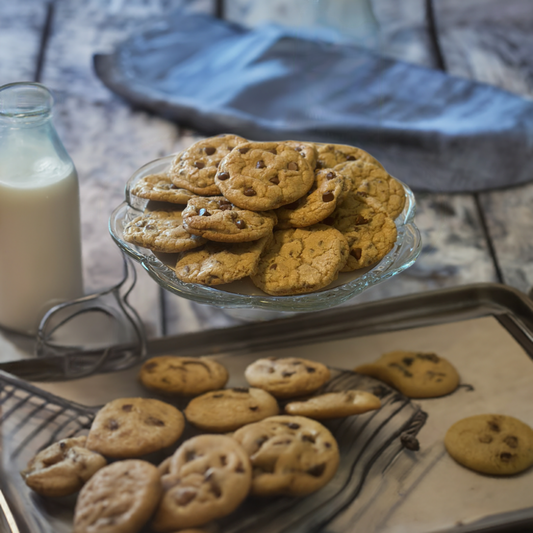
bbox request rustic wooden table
[2,0,533,340]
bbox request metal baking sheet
[1,282,533,533]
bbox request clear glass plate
[108,155,422,312]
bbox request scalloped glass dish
[109,155,422,313]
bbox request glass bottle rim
[0,82,54,119]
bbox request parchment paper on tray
[1,315,533,533]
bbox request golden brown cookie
[152,435,252,531]
[184,387,280,432]
[73,460,162,533]
[444,414,533,475]
[282,140,318,169]
[275,169,345,229]
[21,436,106,497]
[174,236,270,286]
[130,172,201,204]
[315,142,383,170]
[86,398,185,458]
[123,209,206,253]
[354,350,460,398]
[216,141,315,211]
[328,195,397,271]
[233,415,339,496]
[250,225,349,295]
[245,357,331,399]
[139,356,229,396]
[335,160,406,219]
[284,390,381,419]
[182,196,277,243]
[170,134,248,196]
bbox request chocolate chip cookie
[250,225,349,295]
[123,209,206,253]
[86,397,185,458]
[216,141,315,211]
[184,387,280,432]
[328,195,397,271]
[444,414,533,475]
[74,459,162,533]
[354,350,460,398]
[152,435,252,531]
[284,390,381,419]
[282,140,318,169]
[21,436,107,497]
[174,235,270,286]
[275,169,345,229]
[170,134,248,196]
[316,142,383,170]
[232,415,340,496]
[182,196,277,243]
[139,356,229,396]
[245,357,331,399]
[130,172,201,204]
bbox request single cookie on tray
[335,160,406,219]
[86,397,185,458]
[174,235,270,286]
[184,387,279,432]
[139,356,229,396]
[130,171,201,205]
[245,357,331,399]
[250,225,349,296]
[444,414,533,475]
[123,209,207,253]
[215,141,315,211]
[315,142,384,170]
[170,134,248,196]
[21,436,107,497]
[284,390,381,419]
[73,459,162,533]
[354,350,460,398]
[232,415,340,497]
[182,196,277,243]
[327,194,397,271]
[152,435,252,531]
[275,169,345,229]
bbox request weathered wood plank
[434,0,533,295]
[0,0,48,84]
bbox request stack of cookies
[123,135,405,296]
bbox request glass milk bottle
[0,82,83,335]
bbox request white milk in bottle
[0,82,83,335]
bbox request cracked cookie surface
[444,414,533,475]
[232,415,339,496]
[216,141,315,211]
[86,398,185,458]
[354,350,460,398]
[139,356,229,396]
[182,196,277,243]
[170,134,247,196]
[250,225,349,295]
[245,357,331,399]
[316,142,383,170]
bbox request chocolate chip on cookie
[21,436,107,497]
[74,460,162,533]
[86,398,185,458]
[282,140,319,169]
[184,387,279,432]
[170,134,248,196]
[216,141,315,211]
[139,356,229,396]
[233,415,340,496]
[152,435,252,531]
[354,350,460,398]
[250,225,349,295]
[444,414,533,475]
[245,357,331,398]
[182,196,277,243]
